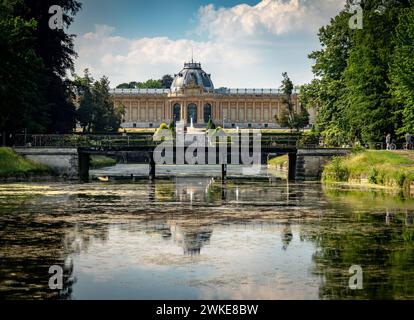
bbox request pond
[0,174,413,299]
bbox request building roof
[110,87,300,96]
[170,61,214,92]
[110,61,300,95]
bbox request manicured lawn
[0,147,52,176]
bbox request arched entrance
[204,103,212,123]
[187,103,197,124]
[173,103,181,122]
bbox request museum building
[111,61,305,129]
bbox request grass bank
[268,154,288,167]
[90,155,117,169]
[0,147,52,177]
[323,150,414,190]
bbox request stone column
[199,101,203,124]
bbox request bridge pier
[79,153,90,183]
[288,153,297,182]
[221,164,227,182]
[149,152,156,181]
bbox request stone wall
[14,148,79,179]
[295,149,350,181]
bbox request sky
[69,0,346,88]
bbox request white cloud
[73,0,345,88]
[197,0,345,40]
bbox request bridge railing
[13,133,324,149]
[13,134,156,148]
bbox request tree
[116,82,139,89]
[75,70,125,133]
[303,0,412,146]
[0,0,82,139]
[276,73,309,131]
[138,79,163,89]
[390,5,414,134]
[161,74,173,89]
[0,9,44,138]
[12,0,82,133]
[116,75,173,90]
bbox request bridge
[12,134,350,182]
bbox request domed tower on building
[171,61,214,92]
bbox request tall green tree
[0,0,82,136]
[75,70,125,133]
[276,73,309,131]
[0,4,43,138]
[161,74,173,89]
[18,0,82,133]
[390,4,414,134]
[303,0,412,146]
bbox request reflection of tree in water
[304,188,414,299]
[0,204,110,300]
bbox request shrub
[159,123,169,130]
[394,171,407,188]
[298,132,319,147]
[168,121,176,131]
[206,119,216,130]
[323,157,349,182]
[368,167,378,184]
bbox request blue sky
[70,0,346,88]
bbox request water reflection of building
[168,223,213,256]
[175,177,215,203]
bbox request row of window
[126,123,270,128]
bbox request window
[248,123,252,128]
[133,123,137,128]
[149,123,153,128]
[204,103,212,123]
[232,124,235,128]
[173,103,181,122]
[264,124,268,128]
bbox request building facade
[112,61,306,129]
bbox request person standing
[405,132,413,150]
[386,133,392,150]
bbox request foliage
[75,69,125,133]
[90,155,116,169]
[159,123,169,130]
[206,119,216,130]
[116,75,174,89]
[0,147,51,176]
[323,150,414,189]
[304,0,413,146]
[276,73,309,131]
[390,5,414,135]
[298,131,320,147]
[0,0,82,135]
[267,155,288,167]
